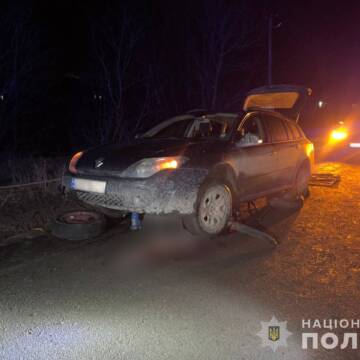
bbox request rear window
[265,115,289,142]
[288,121,303,139]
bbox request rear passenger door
[263,114,299,187]
[228,113,278,197]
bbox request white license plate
[70,178,106,194]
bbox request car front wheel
[183,181,232,236]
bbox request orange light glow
[157,159,178,170]
[69,151,84,174]
[330,128,348,142]
[306,143,314,157]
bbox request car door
[263,113,299,187]
[225,113,278,199]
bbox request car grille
[75,191,123,207]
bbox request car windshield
[142,114,236,140]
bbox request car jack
[229,201,279,247]
[130,212,142,231]
[229,222,279,246]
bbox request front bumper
[62,168,208,215]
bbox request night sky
[2,0,360,154]
[36,0,360,100]
[272,0,360,104]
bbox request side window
[283,120,295,140]
[289,122,303,139]
[235,115,266,146]
[297,124,305,138]
[265,115,289,142]
[190,116,230,139]
[209,115,233,139]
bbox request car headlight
[69,151,84,174]
[330,127,348,142]
[120,156,188,178]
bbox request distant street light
[318,100,325,108]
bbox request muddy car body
[63,85,314,235]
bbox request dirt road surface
[0,160,359,360]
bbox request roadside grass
[9,155,65,186]
[0,156,85,243]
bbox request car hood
[75,138,217,176]
[243,84,312,121]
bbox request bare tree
[193,0,263,110]
[79,2,265,146]
[80,10,152,146]
[144,1,264,116]
[0,9,45,150]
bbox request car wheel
[294,163,310,198]
[267,195,304,210]
[49,210,106,241]
[183,181,232,236]
[268,163,310,210]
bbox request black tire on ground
[182,179,233,236]
[268,162,310,210]
[49,210,106,241]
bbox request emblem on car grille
[94,157,104,168]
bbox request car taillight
[306,143,314,157]
[69,151,84,174]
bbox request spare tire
[49,210,106,241]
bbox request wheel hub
[198,184,231,234]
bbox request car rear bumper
[62,168,208,215]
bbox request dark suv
[63,85,314,235]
